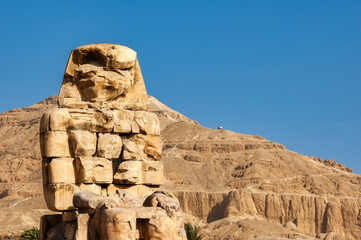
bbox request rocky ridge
[0,96,360,239]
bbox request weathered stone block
[69,130,97,157]
[68,109,114,132]
[142,161,163,185]
[44,183,79,211]
[144,135,162,160]
[114,160,163,185]
[122,138,144,160]
[113,110,134,133]
[132,207,157,219]
[122,134,162,161]
[147,209,186,240]
[134,111,160,135]
[107,184,158,201]
[114,161,142,184]
[48,158,76,184]
[100,208,137,240]
[43,183,102,212]
[49,108,70,131]
[68,109,95,131]
[79,183,102,196]
[94,109,114,132]
[96,133,122,159]
[76,157,113,184]
[42,131,71,158]
[75,213,90,240]
[144,191,180,212]
[61,97,88,109]
[144,146,161,161]
[40,111,50,134]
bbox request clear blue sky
[0,1,360,173]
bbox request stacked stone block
[40,108,163,211]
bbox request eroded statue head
[59,43,149,110]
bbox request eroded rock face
[40,44,185,240]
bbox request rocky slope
[0,96,360,239]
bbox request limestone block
[49,108,70,131]
[68,109,114,132]
[76,157,113,184]
[96,133,122,159]
[68,109,96,131]
[144,135,162,160]
[142,161,163,185]
[43,186,105,213]
[100,208,137,240]
[42,131,71,158]
[94,109,114,132]
[122,134,162,161]
[44,183,79,211]
[134,111,160,135]
[48,158,76,184]
[40,111,50,134]
[144,147,161,161]
[107,184,158,201]
[105,45,137,69]
[73,191,104,212]
[113,110,134,133]
[62,211,78,222]
[122,138,144,160]
[69,130,97,157]
[114,161,163,185]
[61,97,88,109]
[75,213,90,240]
[132,207,157,219]
[114,161,142,184]
[79,183,102,196]
[144,191,180,212]
[147,209,186,240]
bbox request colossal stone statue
[39,44,186,240]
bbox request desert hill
[0,96,360,239]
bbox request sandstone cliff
[0,96,360,239]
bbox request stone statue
[39,44,186,240]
